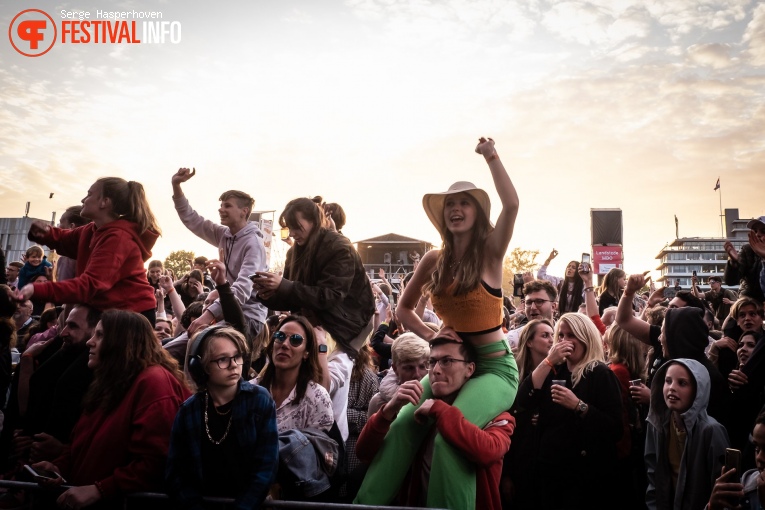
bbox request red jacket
[55,365,190,498]
[357,401,515,510]
[32,220,158,312]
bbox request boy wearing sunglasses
[355,327,515,510]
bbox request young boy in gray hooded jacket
[645,358,730,510]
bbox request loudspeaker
[591,209,623,245]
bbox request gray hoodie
[645,358,730,510]
[174,195,267,330]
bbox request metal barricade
[0,480,441,509]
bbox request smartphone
[692,270,697,277]
[513,273,524,297]
[581,253,591,265]
[724,448,742,480]
[248,274,263,280]
[24,464,65,483]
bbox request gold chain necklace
[204,391,233,445]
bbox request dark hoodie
[663,307,729,421]
[31,220,158,312]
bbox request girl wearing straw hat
[355,137,520,509]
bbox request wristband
[94,480,105,497]
[485,153,499,162]
[543,358,557,375]
[583,287,594,292]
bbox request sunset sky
[1,0,764,280]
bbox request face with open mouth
[663,363,695,414]
[219,198,248,228]
[737,305,763,333]
[442,192,477,234]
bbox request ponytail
[97,177,161,235]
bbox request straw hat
[422,181,492,234]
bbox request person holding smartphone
[708,410,765,510]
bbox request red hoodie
[33,220,158,312]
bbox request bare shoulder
[419,249,440,268]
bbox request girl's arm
[476,138,520,262]
[397,250,439,340]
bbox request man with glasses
[356,327,515,509]
[506,280,558,349]
[6,261,22,290]
[691,275,738,324]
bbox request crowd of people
[0,138,764,510]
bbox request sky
[1,0,764,280]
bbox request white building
[655,209,750,290]
[0,216,52,266]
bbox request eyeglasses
[210,354,243,369]
[272,331,305,347]
[525,298,551,308]
[427,357,470,369]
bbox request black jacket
[724,244,764,302]
[515,362,623,510]
[259,230,374,351]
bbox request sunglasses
[272,330,305,347]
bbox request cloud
[687,43,733,69]
[743,3,765,66]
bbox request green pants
[354,339,518,509]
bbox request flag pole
[717,178,724,238]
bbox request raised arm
[159,275,185,320]
[475,138,520,260]
[578,262,604,333]
[615,274,652,344]
[397,249,439,340]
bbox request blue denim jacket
[166,380,278,510]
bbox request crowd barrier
[0,480,441,510]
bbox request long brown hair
[83,310,186,413]
[96,177,161,235]
[515,319,554,382]
[598,267,625,300]
[424,194,492,296]
[352,343,375,382]
[279,198,331,284]
[605,323,645,381]
[257,314,323,406]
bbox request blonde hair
[555,313,605,387]
[391,332,430,366]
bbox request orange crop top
[430,281,503,335]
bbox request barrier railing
[0,480,440,510]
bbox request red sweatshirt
[357,401,515,510]
[32,220,158,312]
[55,365,190,498]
